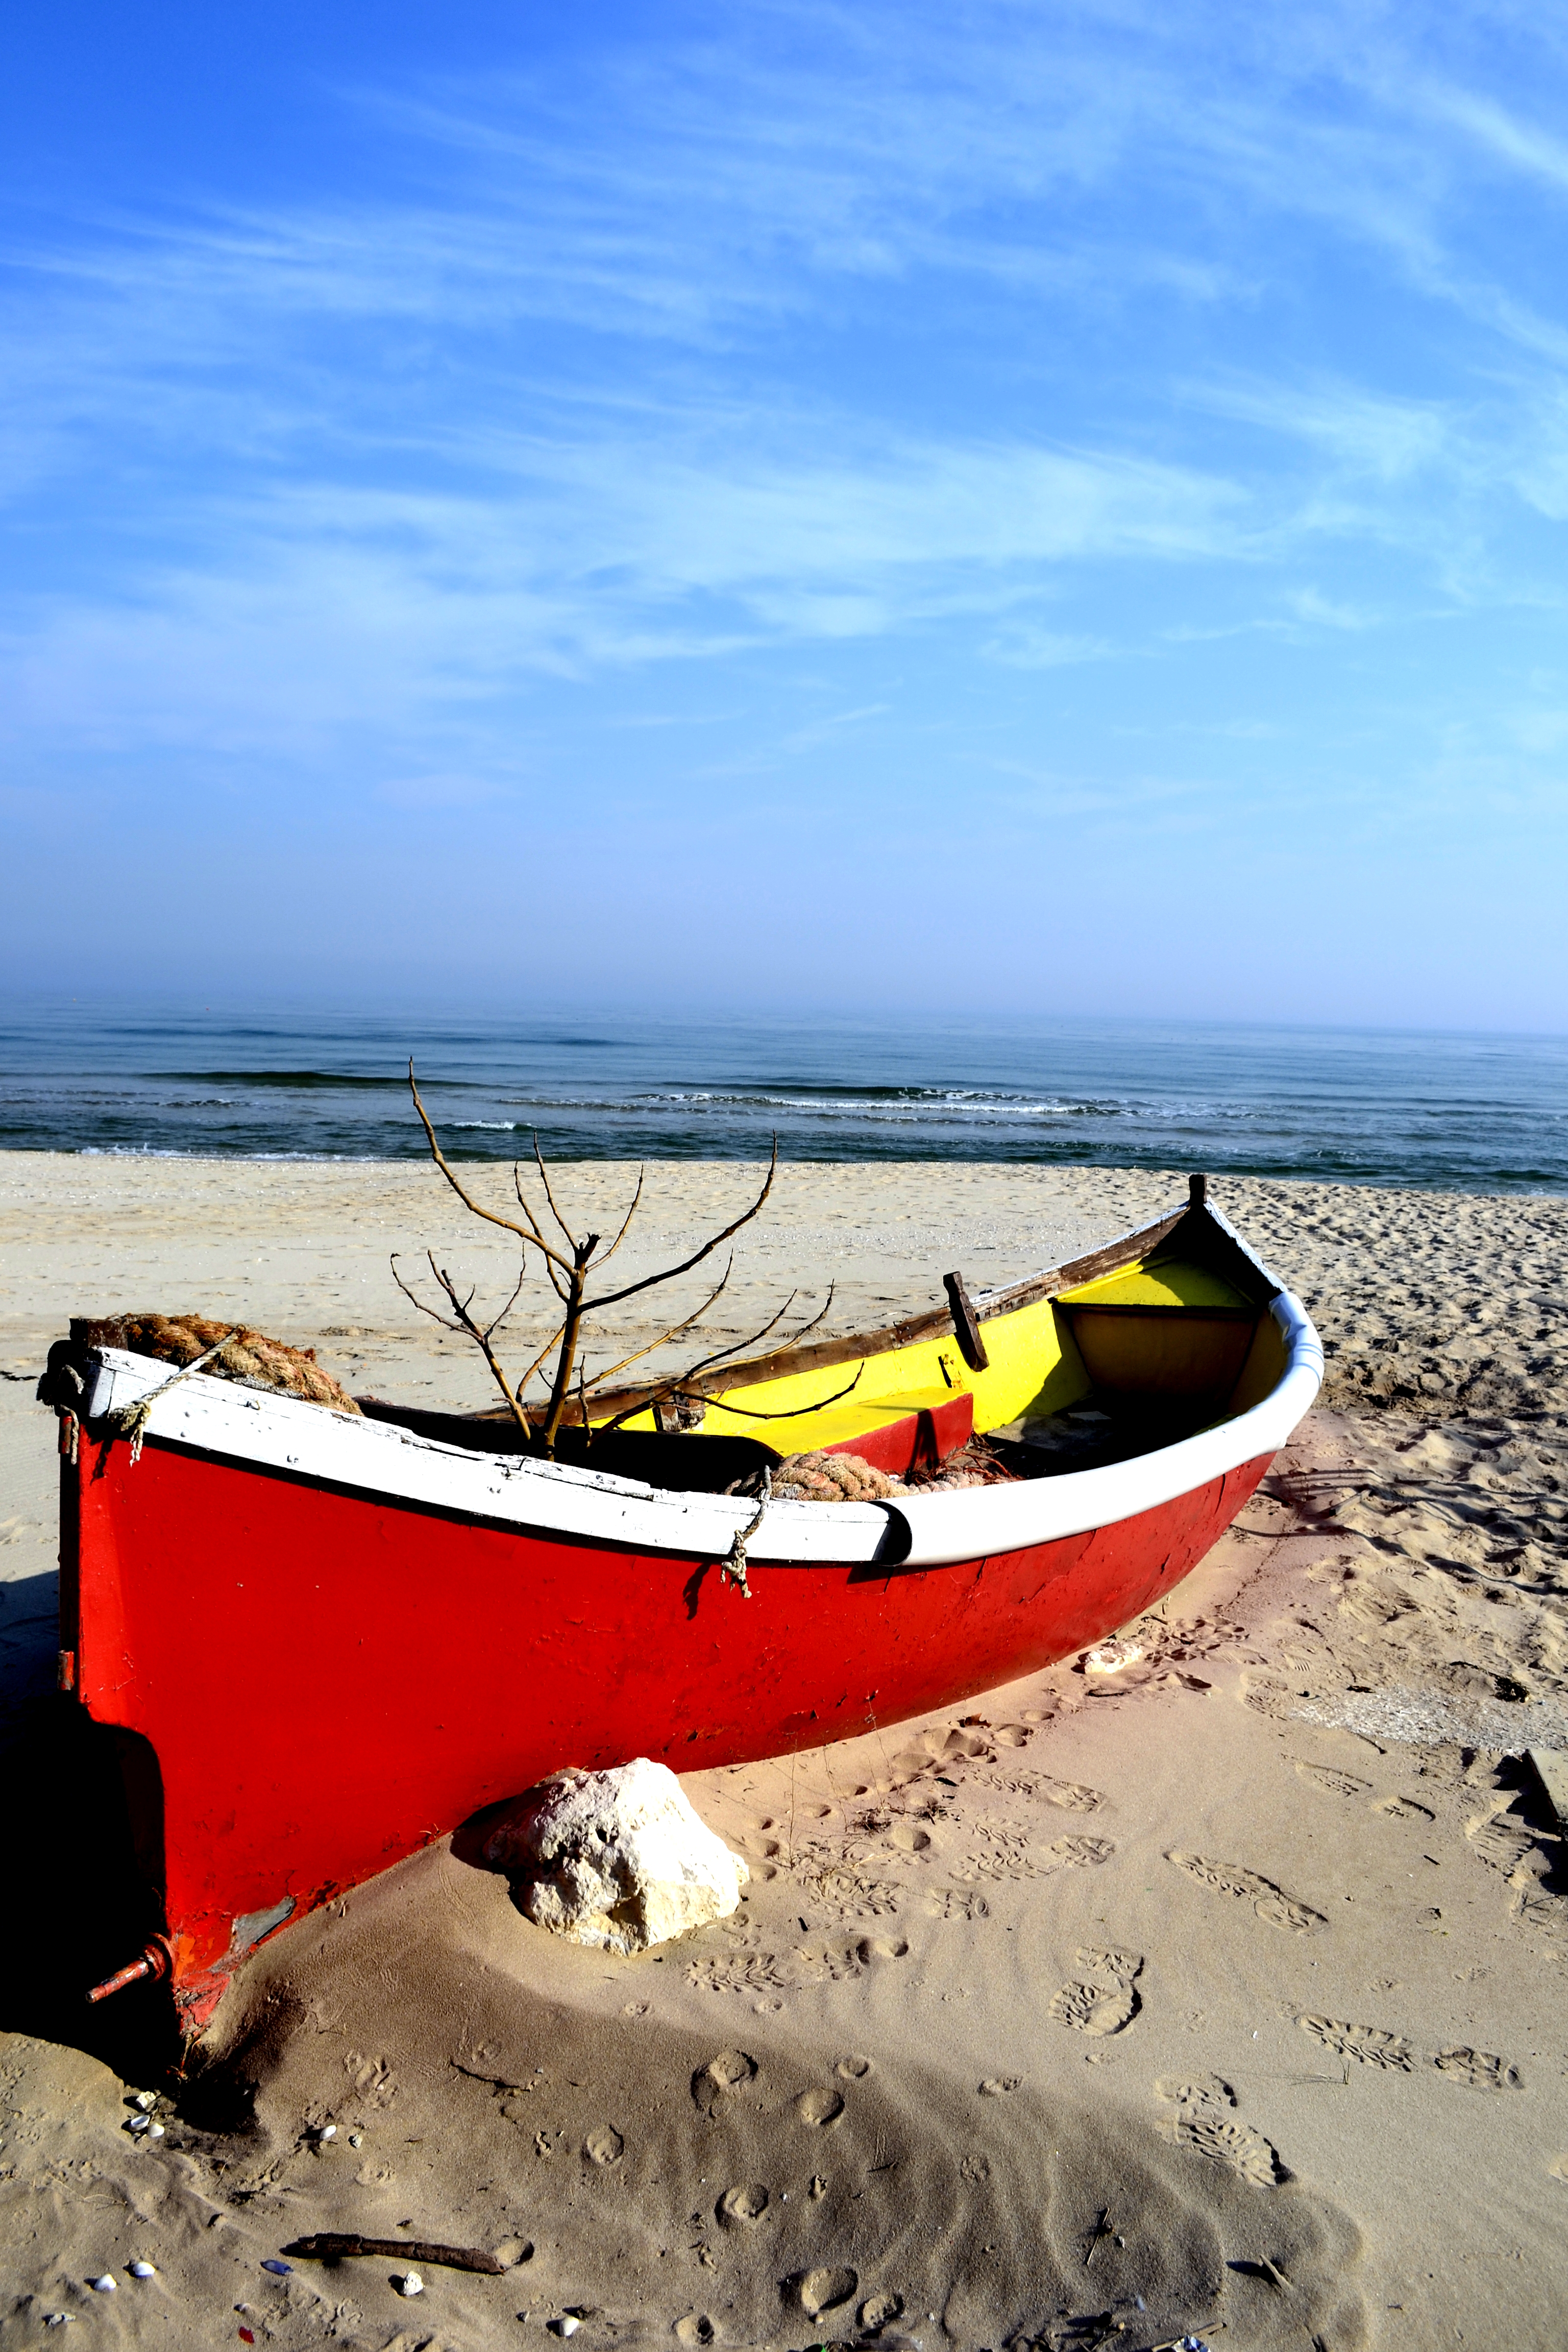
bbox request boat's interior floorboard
[986,1396,1228,1477]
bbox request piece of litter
[1085,1640,1144,1674]
[132,2091,157,2112]
[129,2261,157,2279]
[89,2275,117,2292]
[396,2271,425,2297]
[261,2259,292,2276]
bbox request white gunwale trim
[82,1291,1321,1573]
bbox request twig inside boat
[400,1062,832,1456]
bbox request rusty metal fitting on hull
[86,1936,174,2004]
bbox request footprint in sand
[1433,2046,1523,2091]
[1293,1760,1371,1798]
[794,2266,858,2318]
[1160,2110,1282,2186]
[1155,2071,1235,2110]
[959,1830,1115,1884]
[1037,1776,1105,1813]
[856,1935,909,1965]
[889,1825,932,1853]
[1050,1981,1139,2037]
[861,2293,904,2330]
[716,2183,770,2227]
[1043,1833,1115,1872]
[977,2075,1022,2096]
[692,2050,757,2115]
[1164,1851,1325,1932]
[1050,1948,1145,2037]
[1297,2016,1415,2072]
[343,2049,398,2108]
[1154,2077,1281,2186]
[926,1889,989,1922]
[674,2314,715,2345]
[795,2087,845,2127]
[686,1953,790,1997]
[836,2054,873,2079]
[1077,1945,1142,1983]
[1375,1796,1436,1822]
[583,2126,624,2165]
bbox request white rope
[109,1329,242,1465]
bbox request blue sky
[3,2,1567,1028]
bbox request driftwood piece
[282,2231,505,2275]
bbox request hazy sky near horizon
[3,3,1567,1030]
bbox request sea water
[1,1003,1564,1192]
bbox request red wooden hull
[61,1425,1272,2038]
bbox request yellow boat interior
[360,1183,1288,1494]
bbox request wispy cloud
[4,0,1568,784]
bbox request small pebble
[148,2122,166,2138]
[261,2259,292,2276]
[132,2091,157,2112]
[129,2261,157,2279]
[348,2131,363,2147]
[318,2123,337,2142]
[549,2320,579,2339]
[89,2275,117,2293]
[396,2272,425,2298]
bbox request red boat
[43,1178,1320,2042]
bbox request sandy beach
[2,1153,1565,2349]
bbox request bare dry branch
[399,1088,808,1461]
[696,1362,864,1421]
[574,1261,736,1395]
[512,1319,569,1404]
[585,1138,778,1314]
[408,1063,574,1274]
[593,1165,646,1269]
[530,1131,579,1251]
[390,1251,532,1432]
[592,1286,841,1436]
[390,1252,464,1332]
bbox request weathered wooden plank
[970,1206,1189,1319]
[943,1270,991,1371]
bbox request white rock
[484,1758,749,1956]
[396,2271,424,2297]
